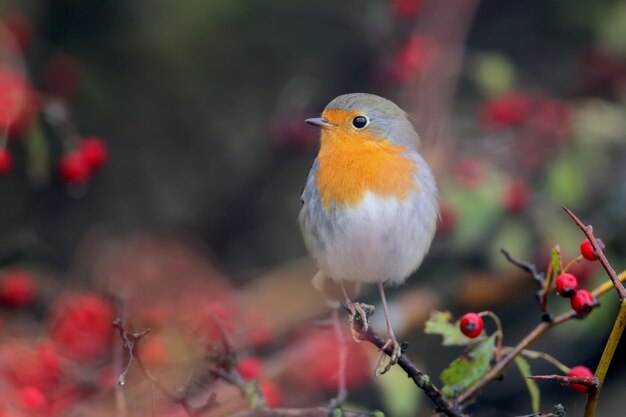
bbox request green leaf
[440,334,496,397]
[514,356,541,414]
[25,122,50,186]
[471,52,518,96]
[377,359,421,417]
[545,151,586,207]
[550,245,562,277]
[424,311,486,346]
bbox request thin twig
[457,270,626,404]
[562,208,626,417]
[346,307,468,417]
[528,374,599,390]
[500,248,545,285]
[234,407,383,417]
[563,207,626,301]
[113,318,218,417]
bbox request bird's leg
[376,282,401,375]
[340,282,374,333]
[328,307,348,409]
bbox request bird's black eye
[352,115,368,129]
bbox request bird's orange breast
[315,116,419,209]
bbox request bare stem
[584,300,626,417]
[346,307,468,417]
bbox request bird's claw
[376,338,401,376]
[345,302,374,330]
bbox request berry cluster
[0,14,108,188]
[554,239,603,316]
[57,137,108,184]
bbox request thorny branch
[528,374,600,390]
[345,306,469,417]
[112,318,218,417]
[457,268,626,404]
[562,208,626,417]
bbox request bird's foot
[345,302,375,334]
[376,338,402,376]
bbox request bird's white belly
[318,192,436,285]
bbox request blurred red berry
[7,343,61,390]
[139,335,171,366]
[0,148,13,175]
[58,151,90,184]
[567,365,594,393]
[578,49,626,95]
[571,289,596,317]
[286,328,370,391]
[43,55,81,99]
[555,273,579,298]
[80,137,108,172]
[580,239,603,261]
[480,91,531,130]
[455,158,485,189]
[4,11,34,51]
[50,292,115,361]
[390,35,439,83]
[531,98,572,143]
[0,68,38,137]
[259,381,283,407]
[19,386,47,412]
[437,202,456,233]
[504,179,531,213]
[242,308,275,348]
[0,269,36,307]
[459,312,484,338]
[392,0,423,18]
[237,357,265,381]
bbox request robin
[299,93,439,375]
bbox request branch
[234,407,382,417]
[563,207,626,301]
[500,249,545,286]
[457,269,626,404]
[528,374,599,390]
[113,318,218,417]
[347,309,468,417]
[561,208,626,417]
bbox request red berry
[259,381,283,407]
[0,148,13,174]
[19,386,47,411]
[0,269,36,307]
[50,292,116,361]
[480,91,532,130]
[392,0,423,18]
[79,136,108,171]
[459,313,484,338]
[567,365,594,393]
[555,273,579,298]
[58,151,90,183]
[0,68,38,137]
[580,239,603,261]
[504,179,532,213]
[389,35,439,83]
[237,357,265,381]
[455,158,485,189]
[571,289,596,316]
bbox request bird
[299,93,439,375]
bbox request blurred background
[0,0,626,416]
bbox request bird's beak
[305,117,333,128]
